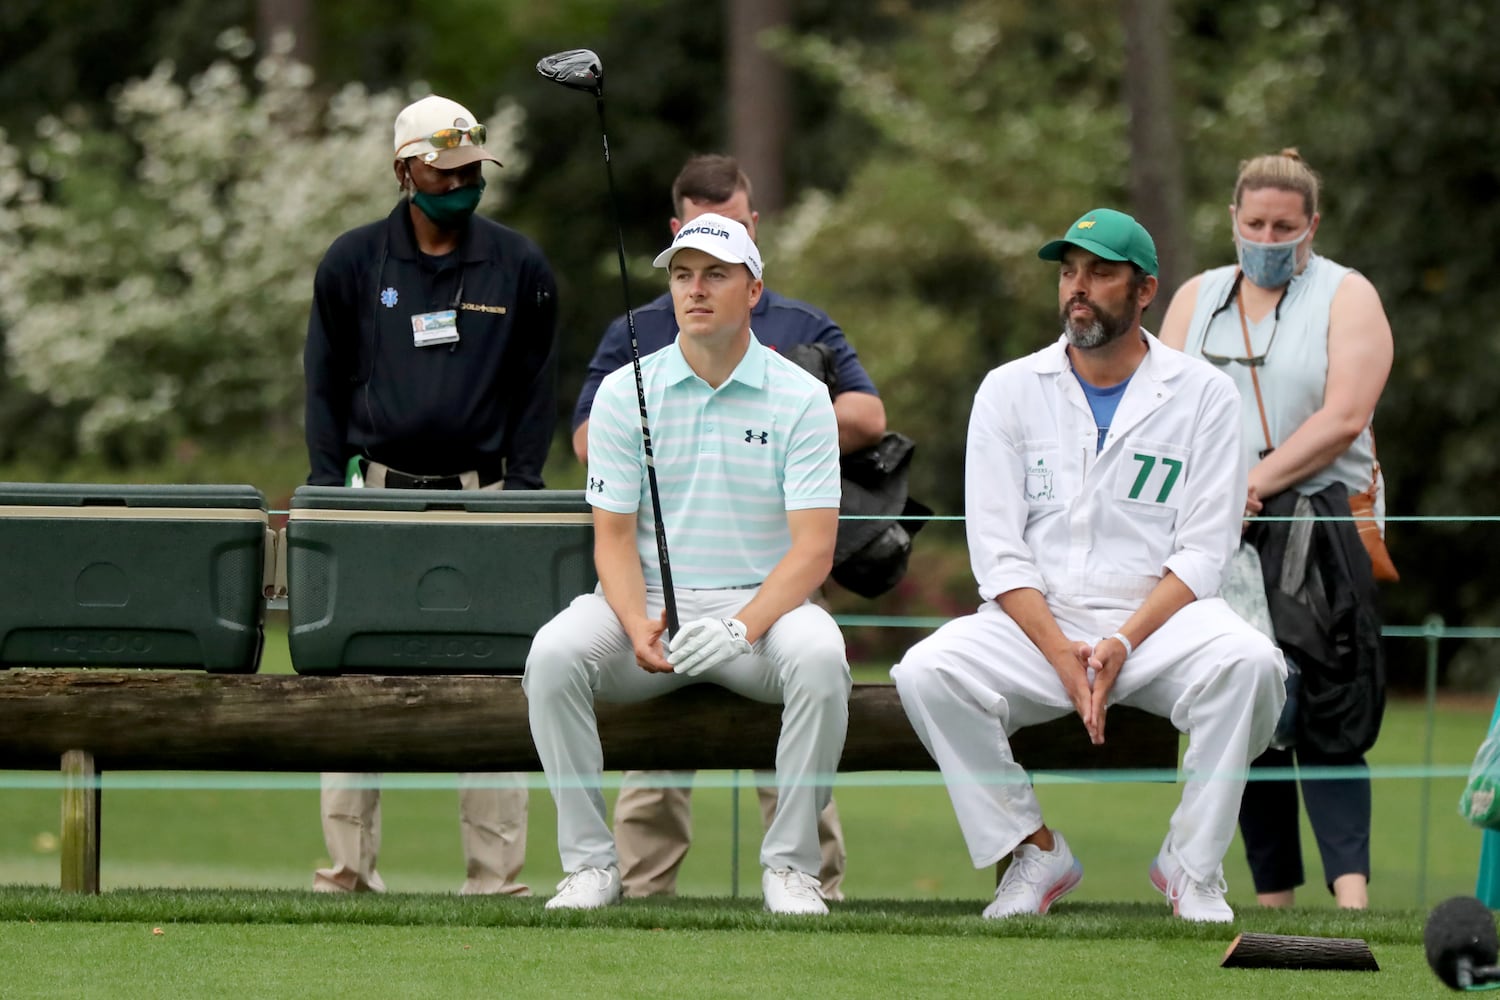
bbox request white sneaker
[762,868,828,915]
[1150,847,1234,923]
[545,865,622,910]
[983,832,1083,919]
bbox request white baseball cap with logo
[652,212,763,279]
[393,95,502,169]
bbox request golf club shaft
[594,95,679,636]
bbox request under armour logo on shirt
[744,430,768,445]
[588,476,605,493]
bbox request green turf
[0,887,1428,938]
[0,903,1443,999]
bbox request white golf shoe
[545,864,622,910]
[983,831,1083,919]
[762,867,828,915]
[1150,846,1234,923]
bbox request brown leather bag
[1348,461,1399,582]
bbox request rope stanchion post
[730,769,741,899]
[1419,613,1445,906]
[59,750,100,894]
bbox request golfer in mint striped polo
[525,213,849,916]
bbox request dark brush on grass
[536,47,678,635]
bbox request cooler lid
[0,482,266,510]
[289,486,591,522]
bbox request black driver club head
[536,49,603,96]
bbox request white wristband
[1109,632,1134,658]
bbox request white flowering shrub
[0,30,526,457]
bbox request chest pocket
[1021,441,1066,510]
[1113,438,1191,516]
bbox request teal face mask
[412,179,485,228]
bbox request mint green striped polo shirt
[586,333,841,588]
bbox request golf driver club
[537,48,679,637]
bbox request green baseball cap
[1037,208,1158,277]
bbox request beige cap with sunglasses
[393,95,501,169]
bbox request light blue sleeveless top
[1180,254,1375,495]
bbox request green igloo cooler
[0,483,269,672]
[285,487,595,674]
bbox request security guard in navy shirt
[304,94,559,490]
[302,94,557,896]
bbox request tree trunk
[1121,0,1191,301]
[726,0,790,213]
[12,673,1179,895]
[0,673,1178,774]
[257,0,316,66]
[1221,932,1380,971]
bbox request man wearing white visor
[524,214,850,914]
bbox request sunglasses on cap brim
[398,123,488,156]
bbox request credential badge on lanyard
[411,309,459,347]
[410,271,464,348]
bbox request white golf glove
[668,617,752,677]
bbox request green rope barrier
[831,615,1500,639]
[0,762,1476,792]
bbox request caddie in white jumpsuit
[892,208,1285,923]
[524,213,850,915]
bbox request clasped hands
[630,612,753,676]
[1057,635,1129,746]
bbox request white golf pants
[892,596,1284,884]
[524,588,850,878]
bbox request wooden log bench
[0,672,1180,893]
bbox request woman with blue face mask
[1159,149,1395,910]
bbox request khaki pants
[613,775,847,900]
[314,772,531,895]
[316,463,525,893]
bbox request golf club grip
[643,461,680,635]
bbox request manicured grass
[0,894,1445,999]
[0,887,1428,937]
[0,921,1439,1000]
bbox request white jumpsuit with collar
[892,334,1286,884]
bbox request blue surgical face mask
[1235,226,1310,289]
